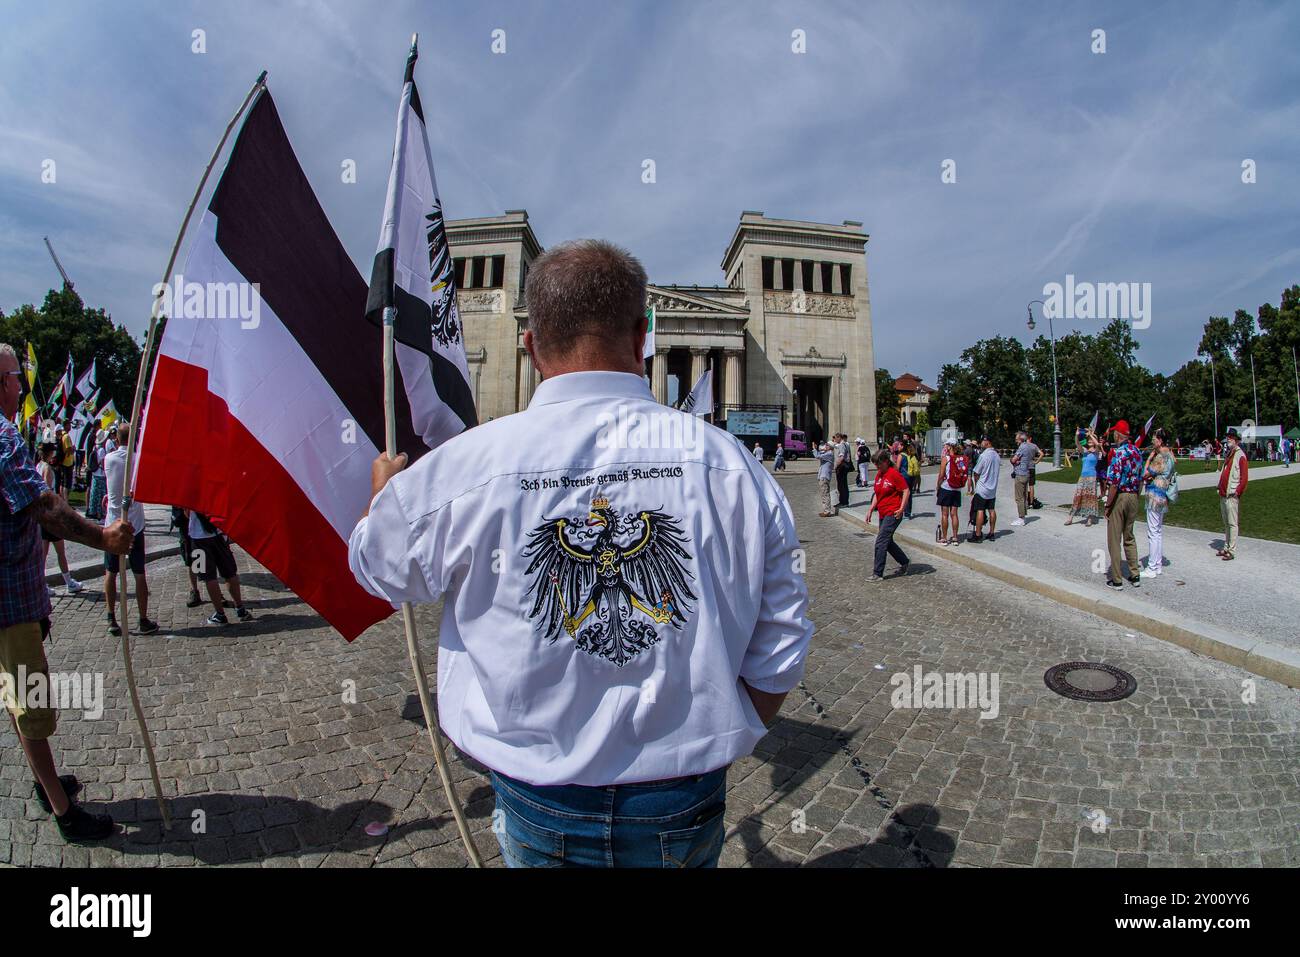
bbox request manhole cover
[1044,662,1137,702]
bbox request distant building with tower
[893,372,934,428]
[447,209,878,445]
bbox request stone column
[689,347,709,394]
[517,351,537,410]
[723,349,743,409]
[652,347,669,404]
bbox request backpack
[907,454,920,477]
[946,453,969,488]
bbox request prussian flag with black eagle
[364,37,477,450]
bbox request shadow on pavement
[729,713,958,868]
[83,783,496,864]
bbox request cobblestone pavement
[2,471,1297,868]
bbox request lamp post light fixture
[1207,353,1220,465]
[1026,299,1062,467]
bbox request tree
[0,286,142,420]
[928,336,1037,448]
[875,367,900,439]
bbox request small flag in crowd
[1135,413,1156,448]
[74,358,97,400]
[133,88,400,640]
[643,305,656,360]
[365,37,476,456]
[48,352,74,412]
[1086,410,1099,435]
[24,342,38,392]
[679,367,714,417]
[98,399,119,430]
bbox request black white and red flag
[133,90,415,640]
[365,39,477,451]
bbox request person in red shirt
[866,450,911,581]
[1217,429,1248,559]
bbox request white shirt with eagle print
[349,370,813,787]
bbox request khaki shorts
[0,620,57,740]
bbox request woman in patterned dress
[1065,428,1103,526]
[1141,428,1176,577]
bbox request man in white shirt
[102,422,157,636]
[970,435,1001,543]
[350,239,813,868]
[186,509,253,625]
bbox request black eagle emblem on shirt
[522,494,697,666]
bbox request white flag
[74,358,97,400]
[680,367,714,417]
[365,37,477,453]
[643,305,656,360]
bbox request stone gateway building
[447,209,878,446]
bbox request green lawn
[1038,457,1288,484]
[1037,462,1084,484]
[1161,475,1300,545]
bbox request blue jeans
[874,513,909,576]
[490,766,728,868]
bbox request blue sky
[2,0,1298,385]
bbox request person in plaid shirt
[1,343,133,842]
[1102,419,1143,589]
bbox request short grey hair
[0,343,17,364]
[524,239,647,356]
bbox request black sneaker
[137,617,159,635]
[207,611,229,626]
[185,591,204,608]
[969,534,983,543]
[107,616,121,637]
[235,606,253,622]
[1105,579,1124,590]
[896,562,911,577]
[1128,577,1141,588]
[34,774,82,814]
[55,804,115,843]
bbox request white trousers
[1146,503,1165,569]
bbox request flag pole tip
[410,33,419,51]
[256,70,268,85]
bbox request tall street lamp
[1206,353,1220,464]
[1026,299,1062,467]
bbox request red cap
[1110,419,1131,438]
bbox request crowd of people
[2,343,265,844]
[794,420,1256,585]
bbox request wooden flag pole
[117,70,269,830]
[382,307,483,867]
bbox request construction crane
[43,236,74,290]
